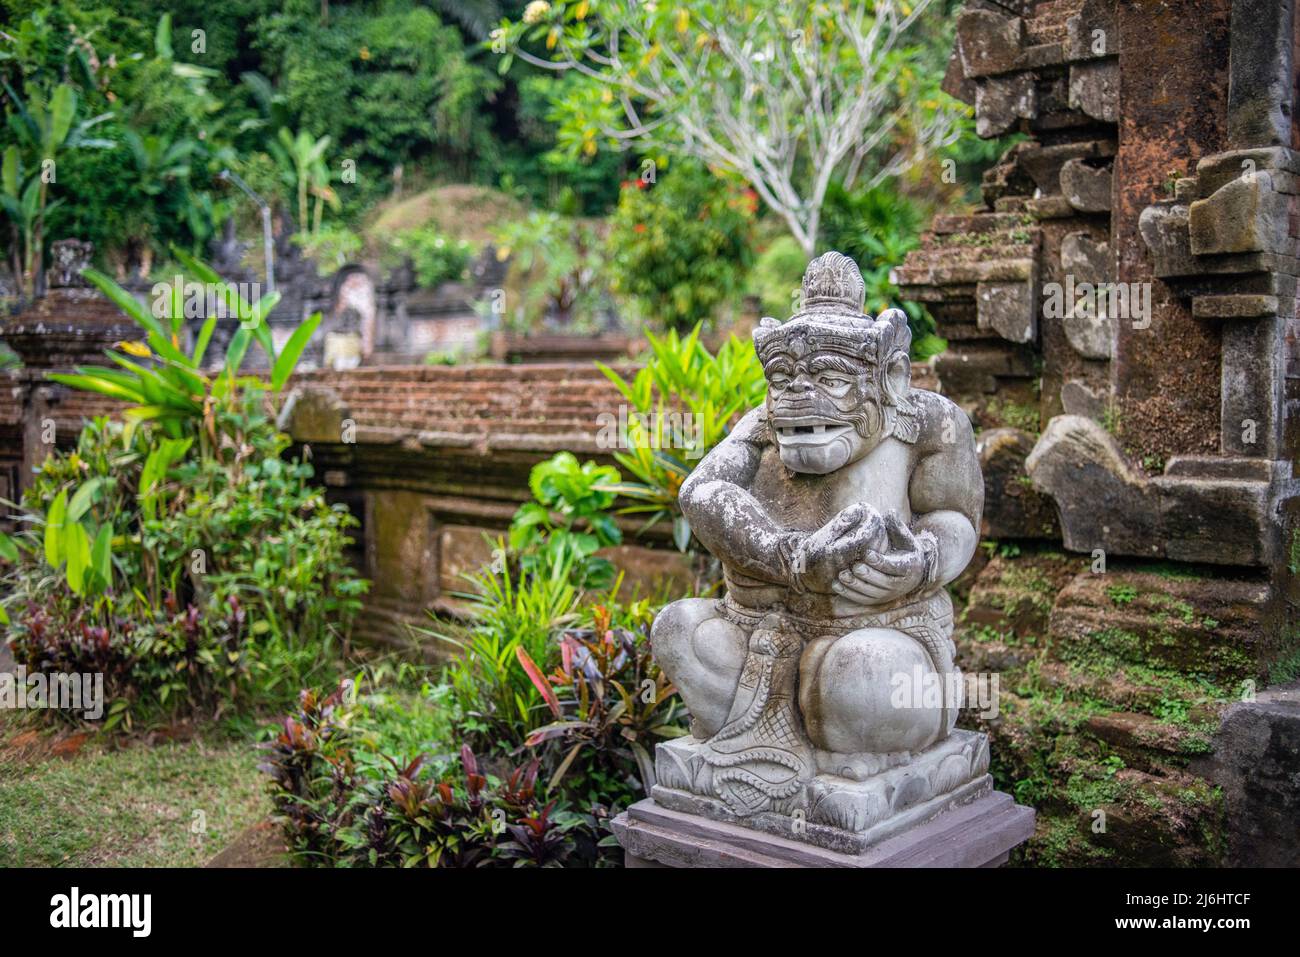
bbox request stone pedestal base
[612,790,1034,868]
[650,728,995,854]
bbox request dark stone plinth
[612,791,1034,868]
[1205,681,1300,867]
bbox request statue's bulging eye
[769,374,791,390]
[818,374,850,389]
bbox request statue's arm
[679,408,798,586]
[907,412,984,588]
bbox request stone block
[613,791,1034,868]
[956,8,1027,79]
[1019,140,1115,195]
[1188,172,1287,255]
[976,73,1036,137]
[650,731,993,855]
[1026,415,1160,558]
[1195,147,1300,196]
[1137,200,1196,277]
[976,280,1037,343]
[1026,415,1277,567]
[1060,231,1110,285]
[1225,0,1296,149]
[1060,158,1112,212]
[1065,0,1117,61]
[1206,681,1300,866]
[1068,60,1118,123]
[279,385,349,444]
[1191,294,1279,319]
[1061,298,1115,360]
[1059,379,1106,420]
[1220,315,1283,458]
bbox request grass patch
[0,714,268,867]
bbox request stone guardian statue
[641,251,998,854]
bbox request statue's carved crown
[802,250,866,314]
[753,251,912,366]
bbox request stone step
[613,792,1035,868]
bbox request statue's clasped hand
[830,512,937,607]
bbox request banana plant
[0,80,114,299]
[273,127,332,238]
[46,253,321,458]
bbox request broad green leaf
[246,290,282,362]
[271,311,321,390]
[46,372,145,404]
[1,146,17,198]
[81,268,169,341]
[66,478,103,521]
[154,12,173,60]
[64,520,90,595]
[48,84,76,151]
[169,247,221,285]
[44,489,67,567]
[0,530,18,562]
[91,523,113,587]
[223,326,252,378]
[192,315,218,367]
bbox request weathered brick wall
[278,364,694,650]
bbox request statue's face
[763,349,884,475]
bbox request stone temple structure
[891,0,1300,866]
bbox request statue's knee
[650,599,746,739]
[649,598,734,675]
[799,628,944,755]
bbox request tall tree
[497,0,962,256]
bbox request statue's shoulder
[729,405,774,446]
[908,387,974,452]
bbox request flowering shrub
[606,160,756,332]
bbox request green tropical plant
[0,248,360,728]
[273,127,333,237]
[388,225,474,288]
[595,324,766,550]
[493,211,604,332]
[262,678,596,868]
[509,452,622,589]
[521,598,687,803]
[426,543,582,752]
[1,80,113,298]
[46,253,319,454]
[0,406,365,728]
